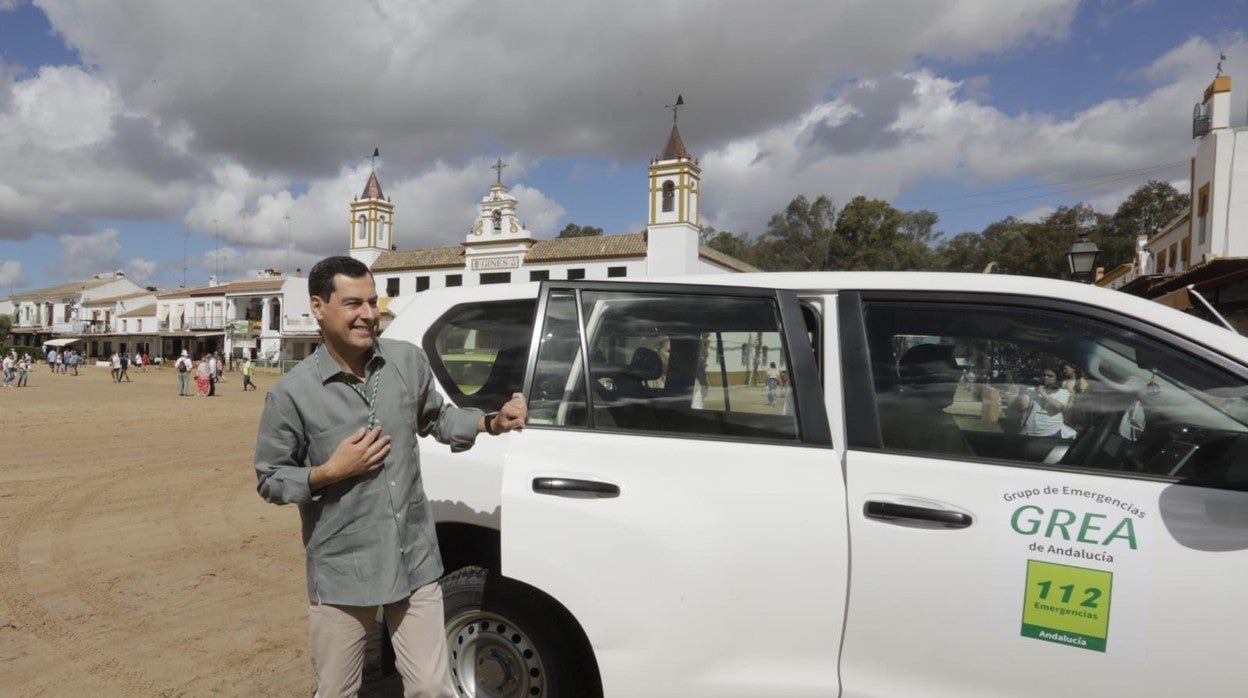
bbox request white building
[1102,72,1248,330]
[151,272,316,363]
[7,271,145,352]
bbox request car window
[528,288,801,442]
[422,299,534,411]
[856,299,1248,490]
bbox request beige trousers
[308,581,454,698]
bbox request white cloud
[0,259,28,288]
[56,228,121,279]
[3,0,1242,285]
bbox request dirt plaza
[0,362,403,696]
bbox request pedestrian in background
[242,357,257,391]
[175,349,193,396]
[207,353,218,396]
[17,353,30,387]
[2,351,14,387]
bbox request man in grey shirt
[254,256,526,697]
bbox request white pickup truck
[382,272,1248,698]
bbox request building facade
[1102,73,1248,331]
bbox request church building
[349,121,755,300]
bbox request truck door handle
[864,501,972,529]
[532,477,620,499]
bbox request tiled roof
[156,278,288,299]
[372,246,466,271]
[120,303,157,318]
[525,233,647,262]
[220,278,288,295]
[83,290,155,305]
[8,278,116,302]
[660,125,691,160]
[699,246,760,272]
[362,171,385,200]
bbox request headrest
[898,344,958,387]
[626,346,664,381]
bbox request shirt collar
[314,339,387,384]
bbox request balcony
[284,315,319,333]
[52,321,91,334]
[185,314,226,330]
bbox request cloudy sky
[0,0,1245,294]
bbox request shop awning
[43,337,82,347]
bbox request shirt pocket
[306,421,363,469]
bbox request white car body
[384,272,1248,697]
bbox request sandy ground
[0,362,401,697]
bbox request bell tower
[349,157,394,268]
[646,95,702,276]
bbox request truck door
[500,282,848,698]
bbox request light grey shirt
[254,338,483,606]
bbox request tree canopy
[697,180,1188,280]
[556,223,604,238]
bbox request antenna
[1217,52,1227,77]
[212,218,220,281]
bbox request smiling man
[253,255,526,697]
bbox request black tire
[441,566,600,698]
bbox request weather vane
[665,94,684,125]
[1217,52,1227,76]
[491,158,507,184]
[370,147,380,170]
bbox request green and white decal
[1020,560,1112,652]
[997,483,1153,657]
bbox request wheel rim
[446,609,546,698]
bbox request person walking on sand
[17,353,30,387]
[175,349,193,396]
[242,357,257,391]
[207,353,218,396]
[2,351,14,388]
[253,256,528,698]
[195,354,212,396]
[119,352,132,382]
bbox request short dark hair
[309,256,372,301]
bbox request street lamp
[1066,232,1101,283]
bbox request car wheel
[442,566,599,698]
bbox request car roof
[385,271,1248,363]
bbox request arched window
[492,210,502,231]
[377,215,387,244]
[662,181,675,213]
[357,215,367,241]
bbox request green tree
[756,195,838,271]
[556,223,604,238]
[1100,180,1190,271]
[0,313,10,342]
[698,224,752,259]
[833,198,941,271]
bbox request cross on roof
[491,158,507,184]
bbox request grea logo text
[1010,505,1137,550]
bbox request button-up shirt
[254,338,483,606]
